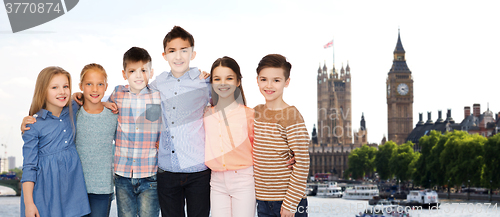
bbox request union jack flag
[323,40,333,49]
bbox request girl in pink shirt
[204,56,255,217]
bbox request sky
[0,0,499,168]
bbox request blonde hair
[80,63,107,83]
[29,66,73,116]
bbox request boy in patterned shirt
[107,47,163,217]
[253,54,310,217]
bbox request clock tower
[387,30,413,145]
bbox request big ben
[387,30,413,145]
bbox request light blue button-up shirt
[150,67,211,172]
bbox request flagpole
[332,37,334,69]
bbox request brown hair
[29,66,73,116]
[123,47,152,70]
[163,26,195,51]
[256,54,292,80]
[80,63,107,83]
[210,56,247,106]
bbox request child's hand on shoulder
[103,102,118,114]
[20,116,36,133]
[72,92,84,106]
[199,69,210,80]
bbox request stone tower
[317,62,352,146]
[387,30,414,144]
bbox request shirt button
[173,107,176,109]
[171,122,174,124]
[177,79,180,82]
[133,160,136,162]
[60,119,62,122]
[171,136,174,139]
[174,92,177,95]
[136,127,139,130]
[65,141,67,143]
[172,150,175,153]
[63,130,66,132]
[135,143,138,146]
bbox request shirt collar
[167,67,200,80]
[123,85,152,94]
[35,105,70,120]
[35,109,49,119]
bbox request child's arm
[21,125,41,217]
[107,86,119,104]
[22,182,40,217]
[281,113,310,214]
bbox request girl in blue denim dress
[21,66,90,217]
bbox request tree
[412,130,440,187]
[482,133,500,189]
[407,151,420,184]
[390,141,417,184]
[427,131,450,188]
[347,145,377,179]
[375,141,397,180]
[441,131,485,188]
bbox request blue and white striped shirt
[150,67,211,173]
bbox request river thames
[1,192,498,217]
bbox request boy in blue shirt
[150,26,211,217]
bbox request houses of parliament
[309,31,414,178]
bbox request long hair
[210,56,247,106]
[29,66,73,116]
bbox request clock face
[397,83,409,95]
[346,78,350,82]
[387,84,390,96]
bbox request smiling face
[80,69,107,105]
[45,74,70,114]
[212,66,240,101]
[122,61,153,93]
[257,67,290,104]
[162,38,196,76]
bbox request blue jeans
[114,174,160,217]
[157,168,211,217]
[83,193,113,217]
[257,198,308,217]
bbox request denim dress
[21,101,90,217]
